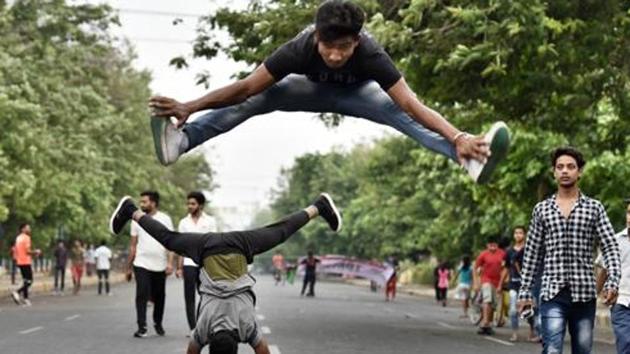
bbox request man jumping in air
[149,0,510,184]
[109,192,341,354]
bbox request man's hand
[149,96,191,128]
[455,134,490,165]
[126,268,133,282]
[602,288,618,306]
[165,264,174,276]
[176,268,183,279]
[517,299,533,314]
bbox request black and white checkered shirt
[518,193,621,303]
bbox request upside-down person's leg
[109,196,210,265]
[213,193,342,262]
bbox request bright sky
[78,0,391,228]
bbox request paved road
[0,276,617,353]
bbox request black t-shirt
[504,246,525,291]
[301,257,320,276]
[264,26,402,90]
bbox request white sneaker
[463,121,510,184]
[21,299,32,307]
[150,116,187,166]
[10,290,21,305]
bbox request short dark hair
[187,191,206,206]
[551,147,586,169]
[18,223,29,232]
[315,0,365,42]
[209,330,238,354]
[100,240,107,246]
[140,190,160,207]
[513,225,527,233]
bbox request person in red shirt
[474,237,506,335]
[11,223,40,306]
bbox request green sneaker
[150,116,186,166]
[464,121,510,184]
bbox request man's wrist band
[453,132,470,143]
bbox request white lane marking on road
[484,336,515,346]
[256,314,266,320]
[20,326,43,334]
[269,345,281,354]
[65,314,80,321]
[261,326,271,334]
[437,321,456,329]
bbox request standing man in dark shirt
[53,241,68,295]
[300,251,320,297]
[149,0,510,184]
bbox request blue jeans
[183,75,458,162]
[611,304,630,354]
[540,287,595,354]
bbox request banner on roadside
[297,255,395,286]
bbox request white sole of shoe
[109,196,133,234]
[320,192,342,232]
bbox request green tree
[0,1,214,252]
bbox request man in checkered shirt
[517,147,621,354]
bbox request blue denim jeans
[540,287,596,354]
[611,303,630,354]
[183,75,458,162]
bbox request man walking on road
[126,190,174,338]
[177,191,216,333]
[95,240,113,296]
[518,147,621,354]
[272,250,285,286]
[148,0,510,185]
[301,251,320,297]
[70,240,85,296]
[11,224,38,306]
[109,192,341,354]
[500,226,536,342]
[474,237,505,335]
[53,240,68,295]
[596,199,630,354]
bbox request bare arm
[149,65,276,127]
[596,268,607,295]
[186,341,201,354]
[253,338,271,354]
[127,236,138,274]
[387,78,489,163]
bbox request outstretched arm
[150,64,276,127]
[387,77,489,163]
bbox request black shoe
[133,327,148,338]
[476,326,494,336]
[109,196,137,235]
[314,193,342,232]
[154,324,165,336]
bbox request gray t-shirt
[192,290,261,349]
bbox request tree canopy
[0,0,214,250]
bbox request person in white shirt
[177,191,217,332]
[597,200,630,354]
[126,190,174,338]
[95,240,113,295]
[85,244,96,277]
